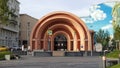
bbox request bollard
[102,56,106,68]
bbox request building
[0,0,20,47]
[19,14,38,47]
[30,11,94,51]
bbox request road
[0,56,103,68]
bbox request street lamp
[47,29,52,51]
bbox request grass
[106,50,120,68]
[0,51,12,60]
[106,50,120,58]
[107,64,120,68]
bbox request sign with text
[95,43,102,52]
[47,30,52,35]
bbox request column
[73,31,77,51]
[48,37,51,51]
[35,39,38,50]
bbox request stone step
[52,51,65,56]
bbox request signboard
[95,43,102,52]
[47,30,52,35]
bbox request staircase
[52,51,65,56]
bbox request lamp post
[47,29,52,51]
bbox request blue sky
[18,0,117,35]
[81,2,116,35]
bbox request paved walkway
[0,56,103,68]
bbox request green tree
[112,2,120,40]
[94,29,110,50]
[0,0,9,24]
[112,2,120,50]
[114,26,120,40]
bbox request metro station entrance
[30,11,93,52]
[54,34,67,51]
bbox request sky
[81,2,116,35]
[18,0,119,35]
[19,0,109,19]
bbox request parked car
[12,46,21,50]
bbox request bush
[106,50,120,58]
[0,51,12,60]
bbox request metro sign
[47,30,52,35]
[95,43,102,52]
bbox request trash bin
[5,55,10,60]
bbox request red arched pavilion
[30,11,94,51]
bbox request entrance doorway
[54,34,67,51]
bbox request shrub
[106,50,120,58]
[0,51,12,60]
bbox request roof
[20,14,38,20]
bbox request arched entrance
[54,34,67,51]
[30,11,93,51]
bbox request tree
[94,29,110,50]
[0,0,9,24]
[114,26,120,40]
[112,2,120,50]
[112,2,120,40]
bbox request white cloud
[90,5,101,12]
[90,5,107,21]
[101,24,113,30]
[81,17,94,23]
[109,20,113,23]
[90,10,107,21]
[80,5,107,24]
[104,2,116,8]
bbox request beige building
[0,0,20,47]
[19,14,38,47]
